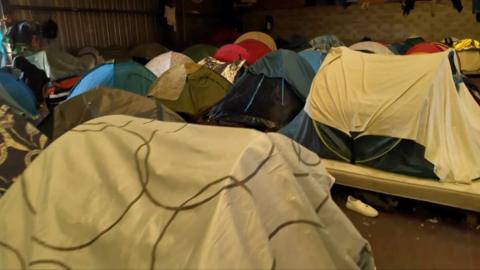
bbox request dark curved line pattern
[293,172,310,177]
[29,259,72,270]
[72,120,134,133]
[290,140,322,167]
[150,143,275,269]
[315,195,330,213]
[20,175,36,215]
[0,241,26,269]
[143,119,156,125]
[271,258,276,270]
[32,128,157,251]
[268,220,325,240]
[165,123,189,134]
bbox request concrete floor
[332,186,480,270]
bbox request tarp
[305,47,480,183]
[405,42,448,55]
[299,50,325,71]
[309,35,344,53]
[349,41,393,55]
[52,87,184,139]
[26,49,86,80]
[237,39,272,65]
[0,103,47,197]
[128,42,169,60]
[146,51,194,77]
[68,60,157,99]
[235,31,277,51]
[213,44,249,63]
[0,71,38,119]
[198,57,246,83]
[0,115,374,269]
[249,49,316,100]
[183,44,218,62]
[148,63,231,116]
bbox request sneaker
[346,196,379,218]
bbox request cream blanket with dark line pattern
[0,115,374,269]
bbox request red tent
[237,39,272,65]
[405,42,448,55]
[213,44,249,63]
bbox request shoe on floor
[346,195,379,218]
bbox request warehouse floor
[332,186,480,270]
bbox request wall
[6,0,163,50]
[242,1,480,45]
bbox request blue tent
[208,50,315,131]
[68,60,157,99]
[299,50,325,72]
[0,71,38,119]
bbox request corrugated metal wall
[8,0,162,50]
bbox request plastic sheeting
[26,49,86,80]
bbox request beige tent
[145,51,194,77]
[349,41,393,55]
[235,31,277,51]
[305,47,480,183]
[0,115,374,269]
[78,47,105,70]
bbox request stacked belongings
[0,70,39,120]
[45,75,81,111]
[146,51,194,77]
[43,87,184,140]
[0,115,375,269]
[283,47,480,184]
[183,44,218,62]
[26,48,86,80]
[308,34,344,53]
[0,103,48,197]
[128,42,169,65]
[453,38,480,74]
[148,63,231,121]
[207,50,315,131]
[68,60,157,99]
[349,41,394,55]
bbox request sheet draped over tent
[305,47,480,183]
[0,115,374,269]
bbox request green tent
[50,87,184,139]
[128,42,169,61]
[26,49,86,80]
[148,63,231,117]
[183,44,217,62]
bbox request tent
[309,35,344,53]
[148,63,231,117]
[68,60,157,99]
[0,115,374,269]
[78,47,105,70]
[213,44,249,63]
[235,31,277,51]
[26,48,86,80]
[453,39,480,73]
[299,50,325,71]
[405,42,449,55]
[301,47,480,184]
[349,41,393,55]
[145,51,194,77]
[237,39,272,65]
[128,42,169,61]
[0,70,38,119]
[198,57,246,83]
[183,44,218,62]
[48,87,184,139]
[0,103,47,197]
[208,50,315,130]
